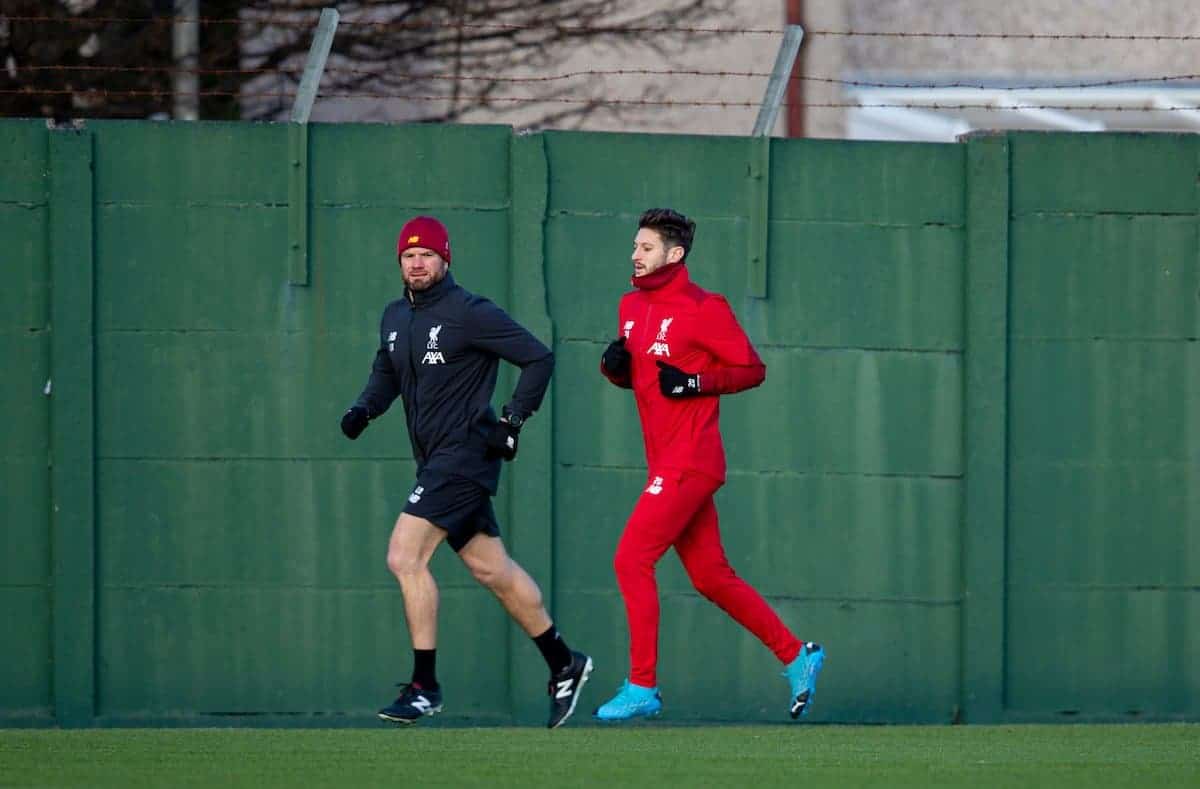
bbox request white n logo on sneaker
[410,696,432,712]
[555,679,574,699]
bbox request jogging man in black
[341,215,591,728]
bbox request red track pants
[614,470,803,687]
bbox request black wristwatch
[502,408,524,429]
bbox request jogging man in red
[593,208,824,722]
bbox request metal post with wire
[172,0,199,120]
[289,8,339,286]
[747,24,805,299]
[753,24,805,137]
[291,8,340,124]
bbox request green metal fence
[1,119,1196,726]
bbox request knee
[469,563,502,589]
[689,572,720,600]
[464,555,508,590]
[386,546,427,579]
[613,543,646,582]
[686,563,732,600]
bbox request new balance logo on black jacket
[351,271,553,493]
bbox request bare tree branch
[1,0,733,126]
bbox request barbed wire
[11,64,1200,93]
[4,15,1200,40]
[14,65,286,77]
[5,87,1200,113]
[9,15,1200,121]
[808,30,1200,41]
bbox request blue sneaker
[593,679,663,721]
[784,642,824,719]
[377,683,443,724]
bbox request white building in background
[811,0,1200,140]
[305,0,1200,140]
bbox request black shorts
[402,471,500,552]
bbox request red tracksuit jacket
[601,264,766,483]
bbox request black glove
[602,337,631,377]
[656,361,702,398]
[485,419,520,461]
[340,406,370,440]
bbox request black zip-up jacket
[352,272,553,495]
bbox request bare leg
[386,513,448,649]
[458,533,552,637]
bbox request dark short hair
[638,208,696,259]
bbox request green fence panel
[1005,132,1200,720]
[0,120,53,723]
[83,121,517,722]
[543,131,966,722]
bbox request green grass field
[3,724,1197,788]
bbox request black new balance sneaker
[378,683,443,724]
[547,650,593,729]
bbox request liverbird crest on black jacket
[352,271,553,494]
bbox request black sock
[412,649,438,690]
[533,624,573,675]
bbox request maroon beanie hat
[397,216,451,263]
